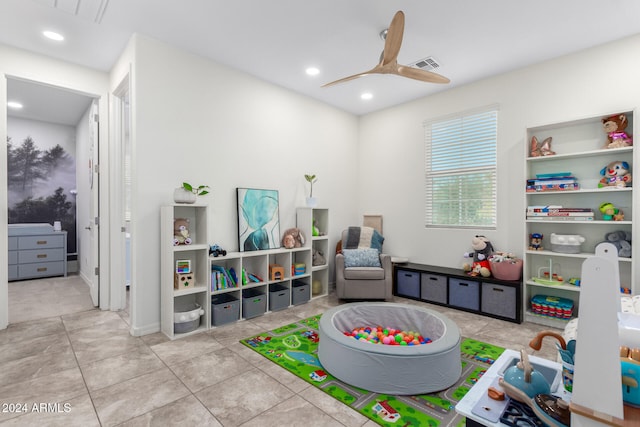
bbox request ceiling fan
[322,10,450,88]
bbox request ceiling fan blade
[381,11,404,65]
[396,65,450,84]
[321,71,371,88]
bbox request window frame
[423,104,499,229]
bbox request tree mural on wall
[7,135,76,253]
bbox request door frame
[109,74,131,312]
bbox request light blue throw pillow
[343,248,381,268]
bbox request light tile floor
[1,276,561,426]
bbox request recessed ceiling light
[361,92,373,100]
[305,67,320,76]
[7,101,23,109]
[43,30,64,41]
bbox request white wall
[358,34,640,269]
[0,43,110,329]
[127,35,359,334]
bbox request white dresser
[8,223,67,281]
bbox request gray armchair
[335,229,393,301]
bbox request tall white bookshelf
[523,109,637,327]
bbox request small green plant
[182,182,210,196]
[304,174,317,197]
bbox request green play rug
[240,314,505,427]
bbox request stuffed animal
[312,249,326,266]
[599,202,624,221]
[602,230,632,258]
[599,160,632,188]
[530,136,555,157]
[529,233,543,250]
[463,235,494,277]
[173,218,192,246]
[602,113,633,148]
[281,228,305,249]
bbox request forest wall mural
[7,117,77,254]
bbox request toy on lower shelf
[531,295,573,320]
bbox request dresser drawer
[18,248,65,264]
[9,237,18,250]
[18,234,64,250]
[8,250,18,265]
[18,262,65,279]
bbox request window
[424,106,498,228]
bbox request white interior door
[88,99,100,306]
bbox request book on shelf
[527,211,594,217]
[211,265,236,290]
[527,206,592,213]
[527,177,577,186]
[535,172,572,179]
[527,216,594,221]
[526,182,579,192]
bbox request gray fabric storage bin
[396,269,420,298]
[292,280,310,305]
[448,278,480,310]
[269,283,290,311]
[211,293,240,326]
[481,282,516,320]
[421,273,447,304]
[242,288,266,319]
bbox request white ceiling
[3,0,640,123]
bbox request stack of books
[526,172,579,192]
[211,265,238,290]
[526,205,594,221]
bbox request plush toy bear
[281,228,305,249]
[463,235,494,277]
[602,113,633,148]
[598,160,632,188]
[602,230,632,258]
[173,218,192,246]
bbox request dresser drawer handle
[37,240,48,245]
[37,254,47,258]
[37,267,47,272]
[492,287,504,292]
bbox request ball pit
[344,326,432,346]
[318,302,461,395]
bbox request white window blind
[424,106,498,228]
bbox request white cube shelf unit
[162,204,330,338]
[161,204,210,339]
[210,246,313,320]
[296,207,330,297]
[523,109,637,328]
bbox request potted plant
[174,182,209,204]
[304,174,318,207]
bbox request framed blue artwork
[237,188,281,252]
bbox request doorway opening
[6,77,100,323]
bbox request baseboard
[78,271,91,286]
[130,322,160,337]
